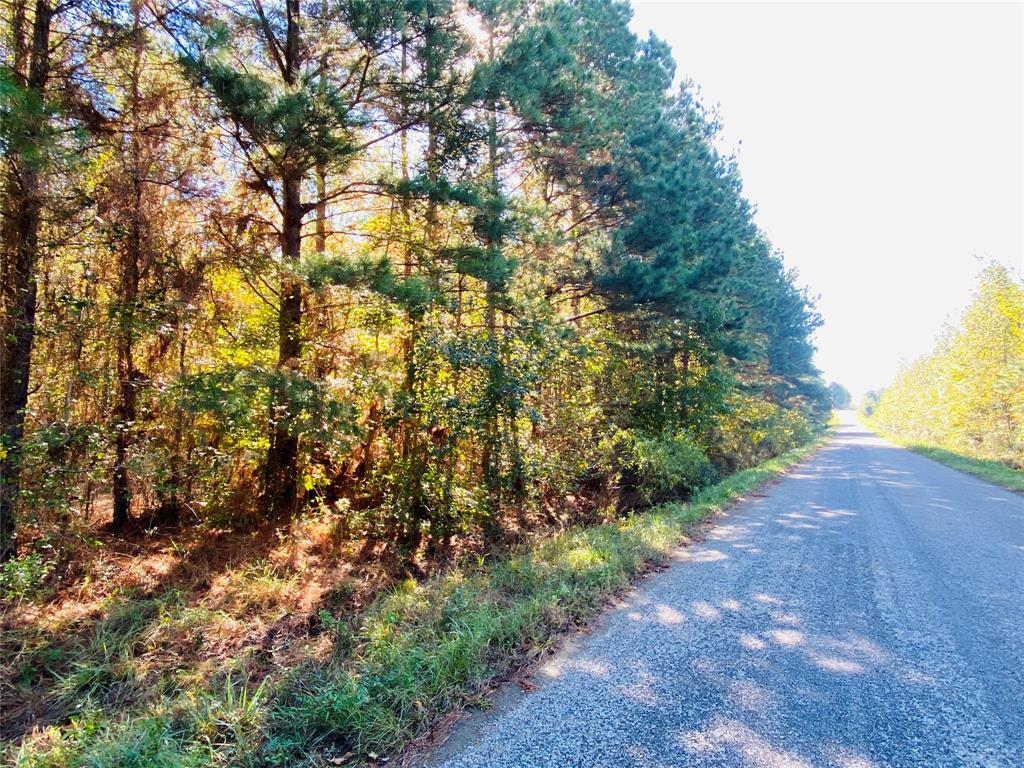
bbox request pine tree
[1,1,55,559]
[173,0,400,516]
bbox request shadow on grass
[0,524,290,738]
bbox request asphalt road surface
[429,415,1024,767]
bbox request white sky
[629,1,1023,399]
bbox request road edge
[859,417,1024,493]
[407,430,834,768]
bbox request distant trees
[0,0,828,563]
[828,382,852,410]
[859,389,883,417]
[871,264,1024,468]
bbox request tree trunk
[264,170,303,516]
[112,1,145,530]
[163,333,187,523]
[481,29,502,524]
[679,325,691,425]
[395,36,427,551]
[112,213,140,529]
[263,0,303,518]
[0,0,53,560]
[315,162,327,255]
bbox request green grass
[10,435,828,768]
[871,430,1024,492]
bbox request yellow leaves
[874,264,1024,465]
[229,348,259,366]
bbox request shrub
[707,394,815,473]
[0,551,56,603]
[616,429,716,502]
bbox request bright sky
[629,1,1023,400]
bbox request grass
[7,435,828,768]
[865,421,1024,492]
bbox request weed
[1,552,55,603]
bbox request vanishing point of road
[430,414,1024,767]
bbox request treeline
[867,264,1024,468]
[1,0,827,569]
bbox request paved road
[430,416,1024,767]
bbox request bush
[707,395,815,473]
[0,551,55,602]
[616,429,716,502]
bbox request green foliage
[0,551,55,602]
[0,68,64,169]
[613,429,715,501]
[179,33,358,174]
[303,254,440,316]
[707,393,817,473]
[4,0,826,549]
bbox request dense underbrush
[3,425,825,768]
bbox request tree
[173,0,399,516]
[828,382,852,410]
[2,0,828,573]
[2,1,57,559]
[84,1,214,527]
[871,264,1024,467]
